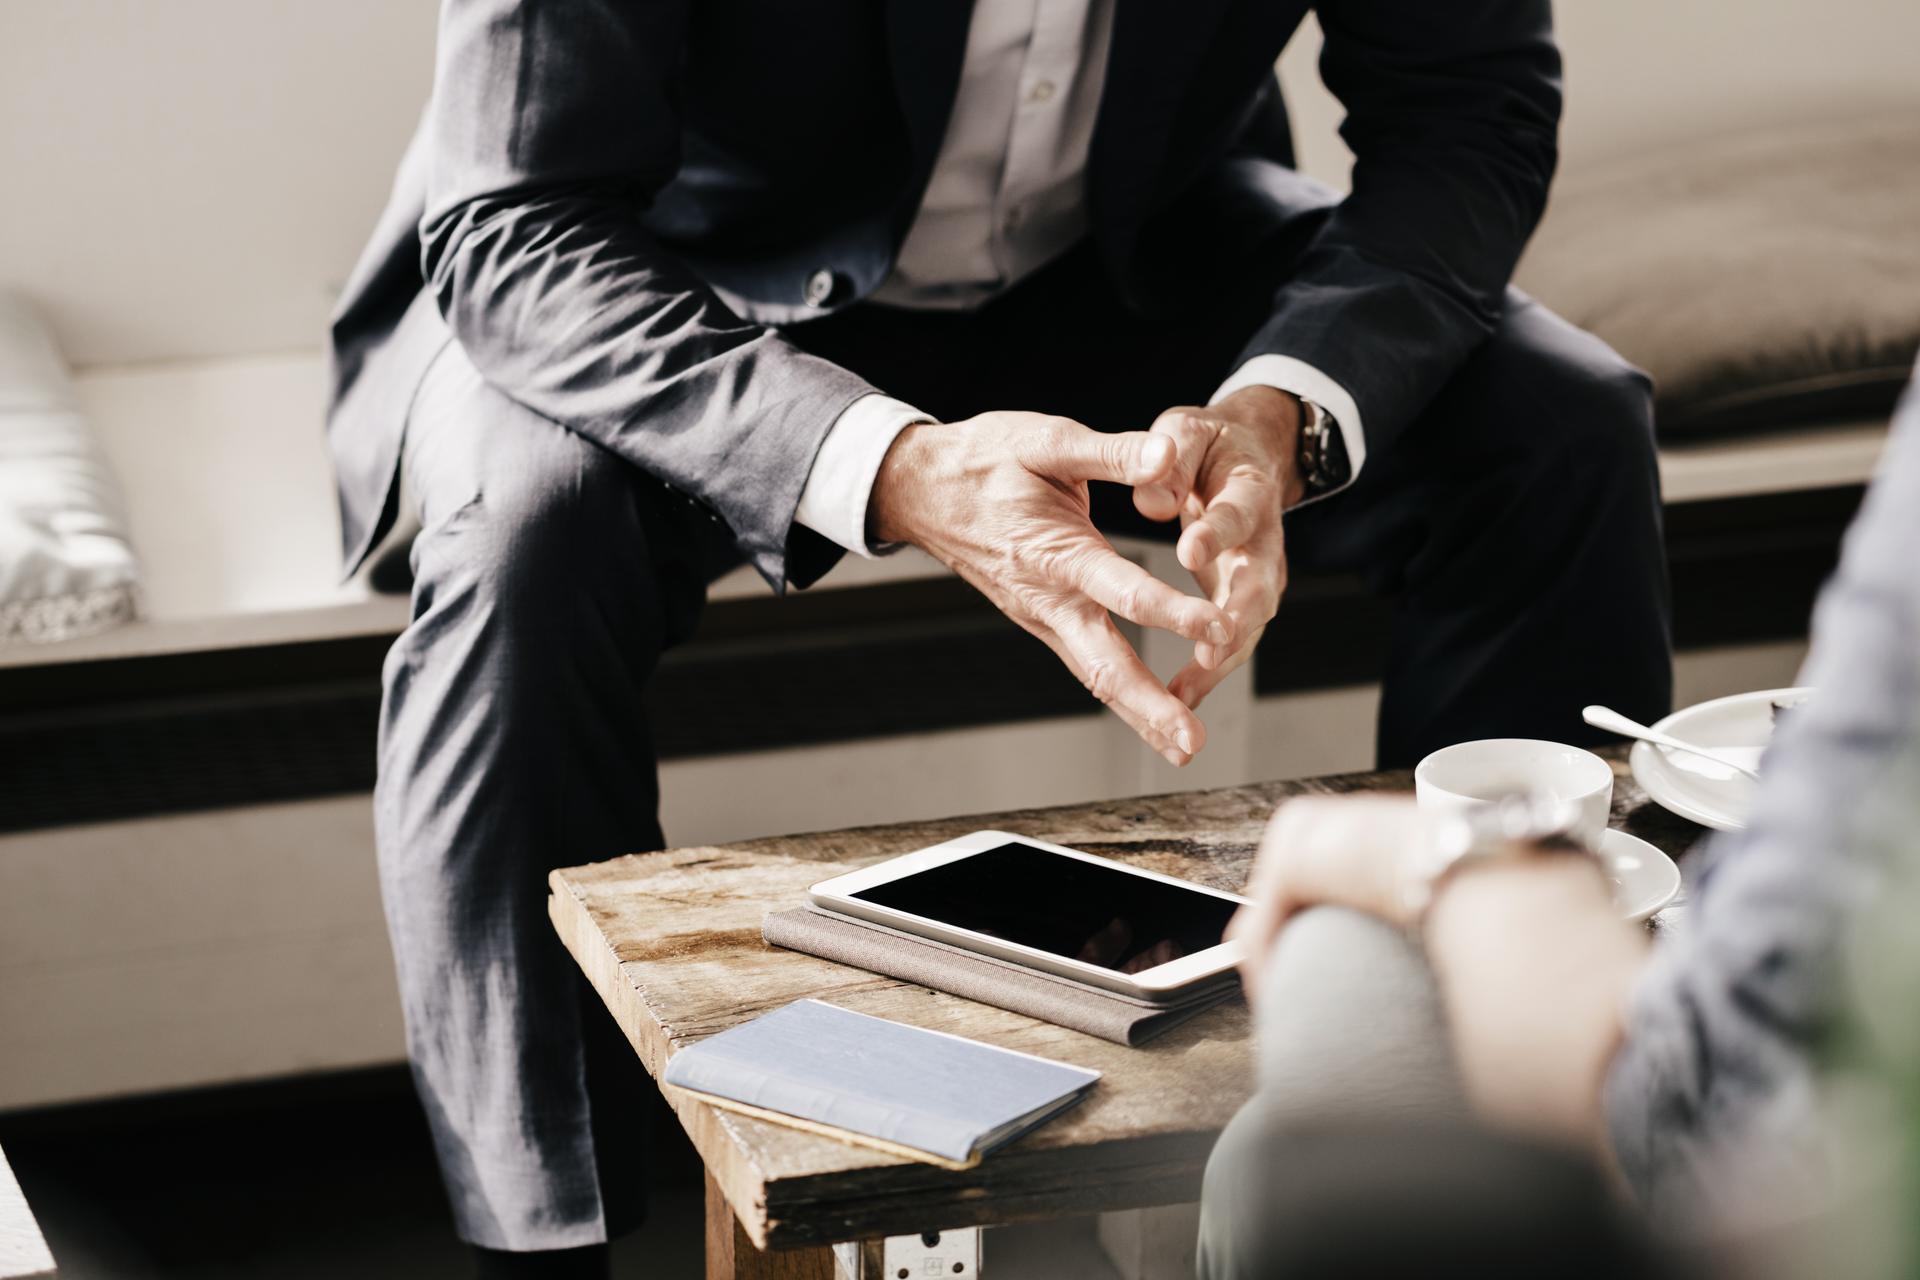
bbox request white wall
[0,0,437,367]
[1552,0,1920,162]
[1281,0,1920,190]
[5,0,1917,370]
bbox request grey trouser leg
[376,343,720,1250]
[1196,907,1467,1280]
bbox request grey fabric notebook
[662,999,1100,1168]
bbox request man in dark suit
[329,0,1671,1270]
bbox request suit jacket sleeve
[1236,1,1562,456]
[419,0,876,591]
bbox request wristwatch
[1398,791,1600,928]
[1295,396,1352,498]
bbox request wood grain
[0,1147,55,1279]
[552,751,1700,1251]
[706,1170,833,1280]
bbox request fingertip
[1136,435,1174,481]
[1179,526,1211,570]
[1134,484,1175,521]
[1179,602,1221,647]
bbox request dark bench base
[0,486,1864,835]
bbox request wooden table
[549,750,1702,1278]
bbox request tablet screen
[849,842,1239,974]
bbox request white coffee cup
[1414,738,1613,849]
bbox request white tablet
[808,830,1248,1001]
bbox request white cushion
[0,292,139,643]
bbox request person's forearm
[422,190,875,588]
[1424,859,1651,1155]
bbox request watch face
[1299,401,1351,494]
[1461,793,1589,854]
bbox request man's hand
[1134,385,1306,710]
[870,412,1234,767]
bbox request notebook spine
[664,1045,977,1161]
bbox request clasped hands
[869,386,1305,767]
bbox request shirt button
[803,269,842,308]
[1027,79,1056,104]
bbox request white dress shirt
[794,0,1365,556]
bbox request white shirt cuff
[1211,354,1367,505]
[795,393,933,557]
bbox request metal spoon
[1582,705,1763,781]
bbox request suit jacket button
[803,269,842,309]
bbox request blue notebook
[662,999,1101,1169]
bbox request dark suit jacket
[328,0,1561,592]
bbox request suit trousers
[377,238,1671,1251]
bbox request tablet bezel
[807,829,1248,1000]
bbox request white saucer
[1628,687,1810,831]
[1602,828,1683,922]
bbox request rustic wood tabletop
[549,747,1705,1278]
